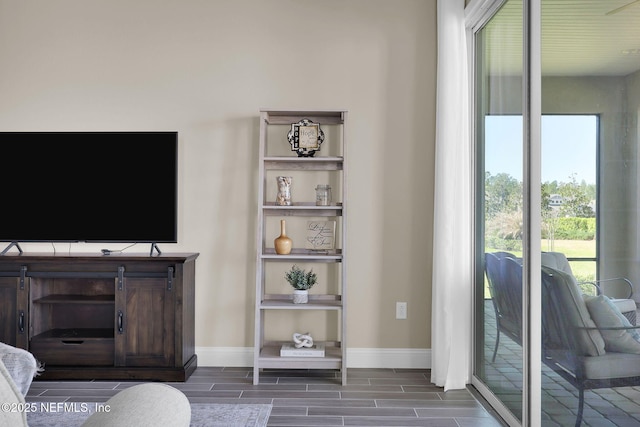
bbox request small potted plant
[285,264,317,304]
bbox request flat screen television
[0,131,178,246]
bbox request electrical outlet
[396,302,407,319]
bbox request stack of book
[280,343,325,357]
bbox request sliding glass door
[471,0,640,425]
[539,1,640,426]
[472,1,525,424]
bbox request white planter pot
[292,290,308,304]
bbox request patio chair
[541,265,640,427]
[541,251,636,324]
[484,252,522,362]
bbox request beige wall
[0,0,437,357]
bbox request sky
[484,115,597,185]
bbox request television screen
[0,132,178,243]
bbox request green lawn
[542,239,595,258]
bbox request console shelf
[0,252,198,381]
[262,203,343,217]
[264,156,344,171]
[32,328,114,340]
[258,341,343,369]
[261,293,343,310]
[33,294,115,304]
[261,248,343,261]
[254,109,348,385]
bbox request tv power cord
[101,243,136,255]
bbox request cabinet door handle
[117,310,124,334]
[18,310,25,334]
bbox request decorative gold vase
[274,219,292,255]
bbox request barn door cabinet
[0,252,198,381]
[0,272,29,349]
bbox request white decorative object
[292,332,314,348]
[292,289,309,304]
[276,176,292,206]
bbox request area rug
[27,403,272,427]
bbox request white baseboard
[195,347,431,369]
[195,347,254,367]
[347,348,431,369]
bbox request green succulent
[285,265,317,290]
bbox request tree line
[485,172,595,250]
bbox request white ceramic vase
[292,290,308,304]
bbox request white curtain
[430,0,472,391]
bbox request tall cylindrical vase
[274,219,292,255]
[276,176,292,206]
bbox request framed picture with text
[305,221,336,250]
[288,119,325,157]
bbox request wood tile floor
[26,367,507,426]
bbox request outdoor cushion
[541,252,573,274]
[584,295,640,353]
[610,298,637,316]
[582,351,640,380]
[545,267,606,356]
